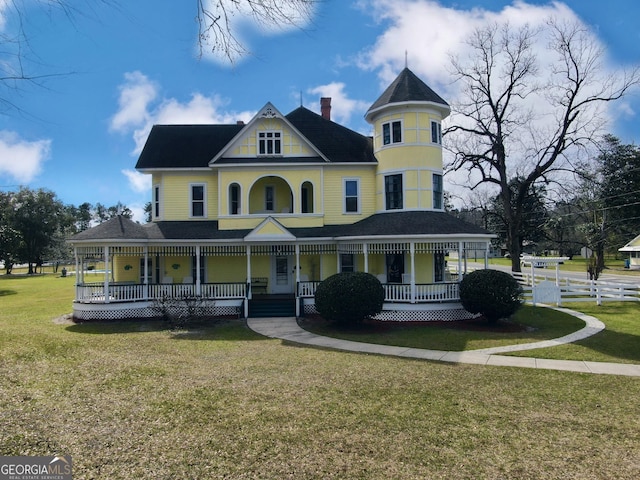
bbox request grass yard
[1,275,639,479]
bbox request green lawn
[301,305,586,352]
[1,275,639,479]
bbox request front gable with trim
[210,103,327,164]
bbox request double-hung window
[258,131,282,155]
[229,183,241,215]
[433,173,443,210]
[384,174,403,210]
[265,185,275,212]
[382,120,402,145]
[153,185,160,219]
[191,184,205,218]
[431,121,442,145]
[344,179,359,213]
[340,254,355,273]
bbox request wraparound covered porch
[71,238,488,321]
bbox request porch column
[295,243,301,317]
[463,242,468,274]
[363,243,369,273]
[484,242,489,269]
[195,245,201,295]
[458,241,463,277]
[103,246,110,304]
[410,241,416,303]
[74,248,80,301]
[246,245,252,300]
[144,246,149,301]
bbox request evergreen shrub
[459,269,523,323]
[314,272,384,325]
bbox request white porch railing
[75,282,246,303]
[297,281,460,303]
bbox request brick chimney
[237,120,245,126]
[321,97,331,121]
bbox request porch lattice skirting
[72,301,242,322]
[302,302,477,322]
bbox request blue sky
[1,0,639,221]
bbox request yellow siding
[161,256,192,283]
[323,166,376,224]
[161,172,218,221]
[206,256,246,283]
[113,257,139,283]
[227,118,316,158]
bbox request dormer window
[382,120,402,145]
[258,131,282,155]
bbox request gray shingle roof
[70,212,490,243]
[134,107,375,170]
[367,68,449,113]
[136,124,243,169]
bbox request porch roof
[70,211,492,244]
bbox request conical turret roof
[366,68,449,120]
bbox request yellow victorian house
[70,68,493,321]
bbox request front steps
[248,295,296,318]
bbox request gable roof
[136,124,243,170]
[366,68,449,119]
[135,106,375,170]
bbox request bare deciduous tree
[196,0,317,63]
[446,20,640,271]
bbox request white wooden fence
[512,272,640,306]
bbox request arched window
[229,183,241,215]
[301,181,314,213]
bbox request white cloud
[121,169,150,194]
[0,131,51,183]
[307,83,371,125]
[0,0,11,31]
[110,71,158,133]
[110,71,255,154]
[358,0,582,96]
[198,0,318,65]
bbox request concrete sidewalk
[246,314,640,377]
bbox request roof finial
[405,50,408,69]
[300,90,303,107]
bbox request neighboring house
[69,68,494,321]
[619,234,640,269]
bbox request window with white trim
[344,179,359,213]
[384,174,403,210]
[190,184,206,218]
[258,131,282,155]
[229,183,241,215]
[433,173,443,210]
[382,120,402,145]
[153,185,160,218]
[431,121,442,144]
[265,185,275,212]
[340,254,355,273]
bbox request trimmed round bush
[459,269,523,323]
[314,272,385,325]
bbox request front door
[271,255,293,294]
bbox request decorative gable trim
[209,102,329,165]
[244,216,296,242]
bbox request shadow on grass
[65,318,263,341]
[572,329,640,362]
[0,289,17,297]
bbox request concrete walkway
[246,307,640,377]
